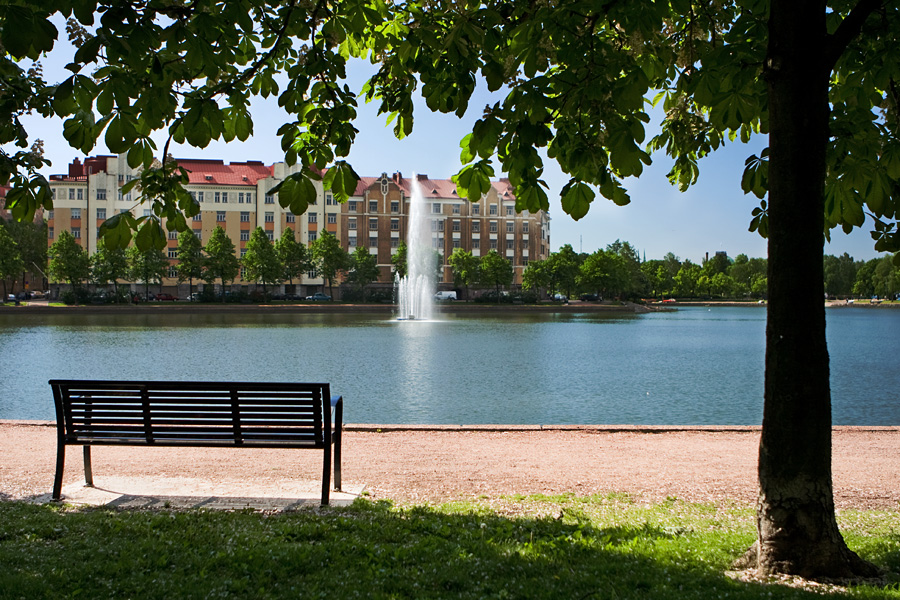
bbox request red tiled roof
[353,173,516,201]
[176,159,272,186]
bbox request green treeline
[520,241,900,301]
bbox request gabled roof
[353,173,516,201]
[176,159,272,186]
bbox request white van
[434,291,457,301]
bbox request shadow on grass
[0,499,898,599]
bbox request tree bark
[747,0,879,578]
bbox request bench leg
[334,431,341,491]
[321,444,331,506]
[83,446,93,487]
[52,443,65,501]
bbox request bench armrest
[330,395,343,428]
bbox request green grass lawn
[1,495,899,599]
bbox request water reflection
[1,307,897,425]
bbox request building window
[265,194,274,204]
[390,201,399,213]
[326,193,336,205]
[506,221,514,233]
[238,192,245,204]
[143,209,152,217]
[168,249,178,258]
[432,203,441,214]
[348,218,357,229]
[286,213,295,223]
[473,221,480,233]
[369,236,378,247]
[522,222,529,234]
[369,200,378,213]
[221,192,228,203]
[197,191,204,202]
[193,229,202,239]
[452,239,461,248]
[490,239,498,249]
[452,220,460,232]
[506,206,514,216]
[71,208,81,220]
[68,188,75,200]
[215,192,221,203]
[348,201,358,212]
[308,213,317,224]
[489,204,498,215]
[47,210,54,220]
[96,208,106,220]
[241,249,248,258]
[472,239,480,249]
[71,227,81,239]
[307,269,318,278]
[348,236,357,246]
[193,213,202,222]
[309,231,317,242]
[506,239,514,249]
[168,267,178,278]
[77,188,83,200]
[48,227,54,239]
[327,213,337,224]
[390,238,399,248]
[267,231,273,241]
[246,192,253,203]
[265,212,274,223]
[390,219,399,231]
[489,221,498,233]
[217,211,226,222]
[452,204,460,214]
[240,230,250,241]
[168,230,178,240]
[96,188,106,200]
[240,211,250,222]
[369,218,378,230]
[473,205,480,216]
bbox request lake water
[1,307,897,425]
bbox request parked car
[579,293,599,301]
[434,291,457,301]
[553,293,568,301]
[188,292,202,302]
[305,292,332,301]
[156,293,177,301]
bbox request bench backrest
[50,380,332,448]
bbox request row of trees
[521,241,768,301]
[0,219,47,299]
[522,242,900,302]
[824,253,900,299]
[46,226,373,302]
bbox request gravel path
[2,422,897,509]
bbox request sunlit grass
[1,496,899,599]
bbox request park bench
[49,379,342,505]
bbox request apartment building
[345,172,550,285]
[45,155,550,294]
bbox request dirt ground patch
[1,422,897,509]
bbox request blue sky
[17,44,886,264]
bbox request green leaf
[560,182,594,220]
[135,220,167,252]
[452,160,494,203]
[99,212,137,250]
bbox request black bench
[49,380,342,505]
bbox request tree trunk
[744,0,878,578]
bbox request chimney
[392,171,402,183]
[68,158,83,178]
[417,174,428,181]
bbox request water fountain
[396,176,436,320]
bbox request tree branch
[823,0,884,73]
